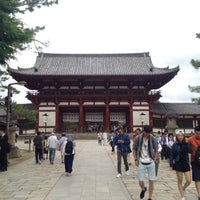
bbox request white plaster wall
[39,111,56,126]
[133,110,149,126]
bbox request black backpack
[65,140,73,154]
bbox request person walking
[169,130,193,200]
[133,125,158,200]
[0,126,9,171]
[167,133,175,160]
[97,131,102,145]
[102,130,108,145]
[62,134,75,176]
[58,133,67,163]
[113,127,130,178]
[47,132,58,164]
[43,135,48,160]
[33,131,43,164]
[160,131,169,160]
[133,128,141,141]
[188,125,200,200]
[110,131,115,153]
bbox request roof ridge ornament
[143,52,153,72]
[34,52,44,72]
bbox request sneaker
[140,187,147,199]
[181,197,185,200]
[65,172,69,176]
[116,173,122,178]
[126,171,130,176]
[68,173,72,176]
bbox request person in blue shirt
[113,127,130,178]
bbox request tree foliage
[189,33,200,104]
[0,0,58,125]
[0,0,58,66]
[0,66,9,92]
[12,103,36,121]
[12,103,37,130]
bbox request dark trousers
[64,154,74,173]
[35,148,43,163]
[0,151,7,171]
[117,150,129,174]
[161,145,168,160]
[110,141,115,152]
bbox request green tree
[0,0,58,128]
[189,33,200,104]
[0,0,58,91]
[12,103,36,121]
[12,103,37,131]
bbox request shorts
[43,148,48,154]
[173,162,190,172]
[191,162,200,181]
[138,161,156,181]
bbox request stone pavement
[0,140,198,200]
[106,144,197,200]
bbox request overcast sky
[9,0,200,103]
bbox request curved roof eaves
[8,53,179,76]
[153,102,200,115]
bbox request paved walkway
[0,140,198,200]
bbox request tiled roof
[153,102,200,115]
[9,52,179,76]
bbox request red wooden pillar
[129,103,133,133]
[79,104,84,133]
[149,101,153,126]
[55,104,59,132]
[105,104,110,132]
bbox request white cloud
[9,0,200,103]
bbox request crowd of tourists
[1,124,200,200]
[32,131,75,176]
[105,124,200,200]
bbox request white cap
[175,129,184,135]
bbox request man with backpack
[188,125,200,200]
[62,134,75,176]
